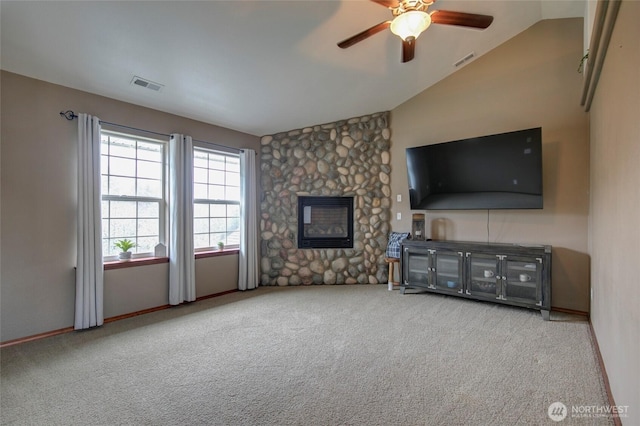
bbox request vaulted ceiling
[0,1,585,136]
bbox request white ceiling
[0,1,585,136]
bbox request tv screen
[406,128,543,210]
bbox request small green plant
[114,239,136,253]
[218,241,225,250]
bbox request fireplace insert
[297,196,354,249]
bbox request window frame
[100,130,168,262]
[192,144,241,252]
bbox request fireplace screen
[297,196,354,249]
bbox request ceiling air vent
[454,52,475,68]
[130,76,164,92]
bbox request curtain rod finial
[60,110,77,120]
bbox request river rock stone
[260,112,391,286]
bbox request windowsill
[195,248,239,259]
[103,249,239,270]
[104,257,169,270]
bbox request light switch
[396,194,402,202]
[396,212,401,220]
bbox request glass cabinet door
[403,247,430,288]
[502,256,542,305]
[433,250,463,293]
[467,253,500,299]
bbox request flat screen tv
[406,127,543,210]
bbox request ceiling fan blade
[370,0,400,8]
[337,21,391,49]
[402,38,415,63]
[430,10,494,29]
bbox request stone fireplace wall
[260,112,391,286]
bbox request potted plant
[114,239,136,260]
[217,241,225,251]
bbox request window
[193,148,241,251]
[101,132,166,259]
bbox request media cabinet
[400,240,551,320]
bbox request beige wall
[589,1,640,417]
[0,72,259,342]
[390,18,590,312]
[195,254,239,298]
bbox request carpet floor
[1,285,612,425]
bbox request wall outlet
[396,212,401,220]
[397,194,402,202]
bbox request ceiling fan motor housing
[392,0,434,17]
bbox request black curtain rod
[59,110,246,154]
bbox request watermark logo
[548,402,568,422]
[547,402,629,421]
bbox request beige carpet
[1,285,612,425]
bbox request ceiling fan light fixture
[390,10,431,41]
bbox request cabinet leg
[541,309,550,321]
[400,286,406,295]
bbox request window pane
[209,155,225,170]
[194,233,209,248]
[138,219,158,237]
[210,218,226,233]
[138,202,159,218]
[101,175,109,194]
[103,239,112,256]
[137,237,157,253]
[208,169,225,183]
[209,185,225,200]
[109,176,136,196]
[137,160,162,180]
[194,203,209,217]
[102,200,110,218]
[210,204,226,217]
[227,157,240,172]
[194,167,208,184]
[228,204,240,217]
[110,156,136,177]
[211,232,225,245]
[102,219,110,238]
[226,171,240,187]
[111,201,136,218]
[194,152,208,168]
[137,141,162,162]
[227,217,240,232]
[137,179,162,198]
[110,219,136,238]
[226,186,241,202]
[194,218,209,234]
[109,138,136,158]
[227,230,240,246]
[194,183,208,200]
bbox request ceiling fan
[337,0,494,63]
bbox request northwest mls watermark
[547,401,629,422]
